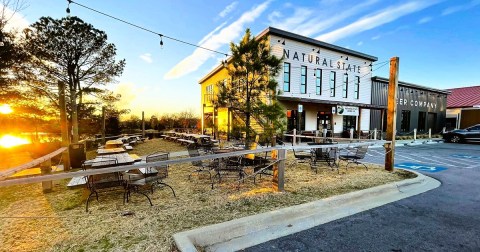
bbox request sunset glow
[0,135,31,148]
[0,104,13,114]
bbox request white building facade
[262,27,378,136]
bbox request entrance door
[317,112,331,131]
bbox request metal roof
[372,76,450,95]
[446,85,480,108]
[259,27,378,61]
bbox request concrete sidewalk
[173,170,440,252]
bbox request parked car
[442,124,480,143]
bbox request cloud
[315,1,441,43]
[1,6,29,32]
[198,21,228,45]
[357,41,363,46]
[164,0,271,80]
[371,35,381,40]
[269,7,313,31]
[139,53,153,63]
[418,16,432,24]
[219,1,238,18]
[442,0,480,16]
[268,0,378,38]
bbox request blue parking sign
[395,162,447,173]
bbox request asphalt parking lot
[246,143,480,252]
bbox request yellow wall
[199,67,230,131]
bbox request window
[329,71,336,97]
[418,112,426,132]
[401,110,411,132]
[354,76,360,99]
[343,116,356,131]
[300,66,307,94]
[205,84,214,103]
[283,63,290,92]
[315,68,322,95]
[342,74,348,98]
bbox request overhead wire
[67,0,229,57]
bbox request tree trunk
[245,80,251,149]
[70,88,79,143]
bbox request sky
[4,0,480,118]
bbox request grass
[0,139,415,252]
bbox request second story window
[205,84,214,103]
[329,71,336,97]
[342,73,348,98]
[354,76,360,99]
[283,62,290,92]
[300,66,307,94]
[315,68,322,95]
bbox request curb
[173,171,440,252]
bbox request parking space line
[407,154,456,167]
[443,155,478,165]
[431,156,476,167]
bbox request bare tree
[0,0,28,32]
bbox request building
[199,27,378,138]
[370,77,449,135]
[445,85,480,130]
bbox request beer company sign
[337,106,359,116]
[397,98,437,109]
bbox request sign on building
[337,106,359,116]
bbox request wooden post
[293,128,296,145]
[101,106,106,145]
[58,81,70,171]
[414,128,417,142]
[272,149,285,192]
[40,159,52,193]
[429,128,432,139]
[385,57,399,171]
[374,128,377,140]
[380,109,385,140]
[349,128,354,140]
[142,111,145,139]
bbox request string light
[66,0,71,14]
[66,0,230,56]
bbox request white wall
[270,34,373,105]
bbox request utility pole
[58,81,70,171]
[385,57,399,171]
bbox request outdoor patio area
[0,139,415,251]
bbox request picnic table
[97,148,126,155]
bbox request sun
[0,135,31,148]
[0,104,13,114]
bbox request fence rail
[0,147,67,181]
[0,141,385,188]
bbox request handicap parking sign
[395,162,447,173]
[450,154,480,160]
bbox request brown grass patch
[0,140,415,251]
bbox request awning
[277,96,386,109]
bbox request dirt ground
[0,139,415,252]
